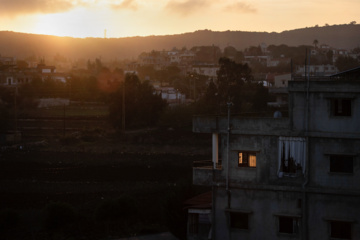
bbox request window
[229,212,249,229]
[188,213,199,234]
[278,137,306,175]
[330,155,353,173]
[330,221,351,239]
[332,99,352,116]
[278,216,299,234]
[238,152,256,167]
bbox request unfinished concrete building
[191,69,360,240]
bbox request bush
[43,202,77,233]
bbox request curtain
[278,137,306,176]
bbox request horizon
[1,0,359,39]
[1,23,358,40]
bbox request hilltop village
[1,42,359,108]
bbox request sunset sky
[1,0,359,38]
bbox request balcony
[193,160,222,186]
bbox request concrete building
[192,71,360,239]
[191,64,219,81]
[295,64,338,77]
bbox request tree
[335,56,359,72]
[245,45,263,56]
[223,46,237,59]
[216,57,253,113]
[197,58,269,115]
[108,73,167,129]
[313,39,319,49]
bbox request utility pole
[14,86,18,132]
[122,80,125,132]
[63,104,66,136]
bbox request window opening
[330,155,353,173]
[238,152,256,167]
[188,213,199,234]
[278,137,306,176]
[330,221,351,239]
[230,212,249,229]
[278,216,298,234]
[332,99,352,116]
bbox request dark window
[230,212,249,229]
[332,99,352,116]
[331,221,351,239]
[238,152,256,167]
[330,155,353,173]
[278,216,298,234]
[188,213,199,234]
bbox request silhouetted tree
[313,39,319,49]
[109,73,167,129]
[335,56,360,72]
[196,58,269,115]
[216,57,252,112]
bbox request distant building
[152,83,186,106]
[191,64,219,81]
[268,73,291,107]
[295,64,338,77]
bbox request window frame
[238,151,257,168]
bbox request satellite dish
[274,111,282,118]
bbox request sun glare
[33,8,109,38]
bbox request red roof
[184,191,212,209]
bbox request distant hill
[0,24,359,61]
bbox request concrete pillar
[212,133,219,169]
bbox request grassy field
[1,101,212,239]
[18,102,109,118]
[0,147,210,239]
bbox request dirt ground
[0,129,212,239]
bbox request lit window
[278,216,299,234]
[238,152,256,167]
[330,155,353,173]
[330,221,351,239]
[332,99,352,116]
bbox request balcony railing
[193,160,222,169]
[193,160,222,186]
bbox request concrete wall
[213,188,303,240]
[307,193,360,240]
[289,80,360,135]
[193,116,290,135]
[309,137,360,190]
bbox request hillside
[0,24,359,61]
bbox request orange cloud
[0,0,84,16]
[224,2,257,14]
[165,0,209,16]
